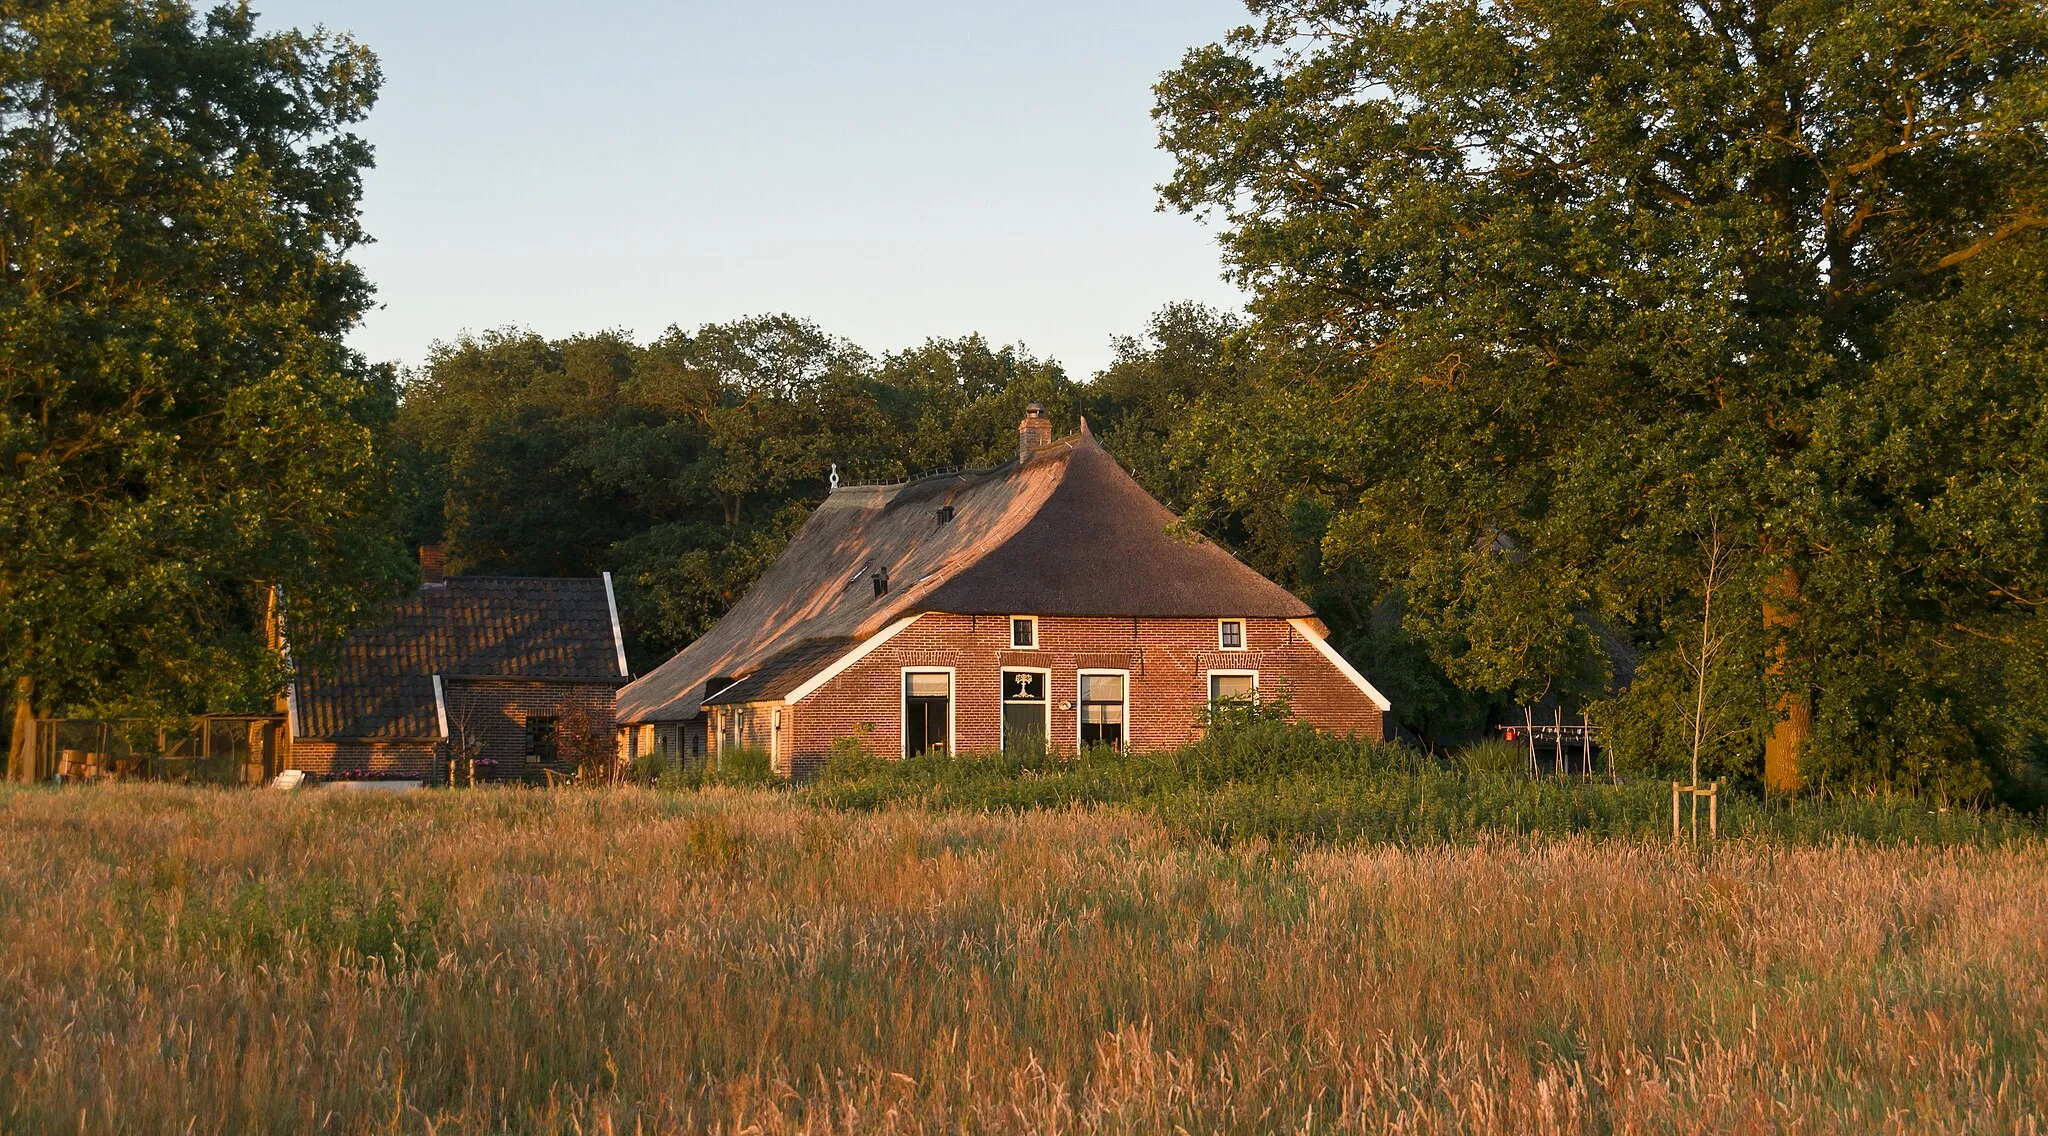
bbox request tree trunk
[1763,568,1809,793]
[7,675,34,784]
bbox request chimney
[1018,403,1053,462]
[419,544,446,586]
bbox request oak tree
[1157,0,2048,799]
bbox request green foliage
[710,746,776,788]
[0,1,413,728]
[808,732,2041,848]
[1155,0,2048,799]
[1455,739,1526,780]
[163,870,444,969]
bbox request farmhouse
[615,407,1390,777]
[288,550,630,782]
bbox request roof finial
[829,462,840,490]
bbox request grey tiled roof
[294,577,622,739]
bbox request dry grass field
[1,785,2043,1134]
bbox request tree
[1,1,411,778]
[1157,1,2048,799]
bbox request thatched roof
[294,577,625,740]
[616,428,1314,725]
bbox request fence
[25,716,286,786]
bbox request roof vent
[872,568,889,597]
[936,505,954,524]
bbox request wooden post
[1554,705,1566,779]
[1524,705,1537,778]
[1672,781,1681,843]
[1710,780,1720,840]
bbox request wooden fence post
[1672,781,1681,844]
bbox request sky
[250,0,1254,379]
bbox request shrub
[711,747,776,788]
[1456,738,1527,779]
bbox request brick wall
[445,679,618,780]
[288,739,442,781]
[773,613,1384,773]
[293,679,618,782]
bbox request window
[1218,619,1246,650]
[903,670,953,756]
[1209,671,1258,707]
[524,715,559,762]
[1010,616,1038,649]
[1001,669,1049,753]
[1078,671,1127,749]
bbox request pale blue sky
[251,1,1252,378]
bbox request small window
[524,715,559,762]
[1218,619,1246,650]
[1010,616,1038,649]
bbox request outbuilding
[288,554,630,782]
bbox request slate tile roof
[617,427,1315,724]
[295,576,624,740]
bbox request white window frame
[998,666,1052,751]
[1075,668,1132,751]
[1207,669,1260,708]
[900,667,957,757]
[1217,618,1248,651]
[1009,615,1039,650]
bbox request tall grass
[1,784,2042,1132]
[814,721,2044,847]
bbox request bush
[1456,738,1526,779]
[710,746,776,788]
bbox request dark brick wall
[730,613,1385,775]
[444,679,618,781]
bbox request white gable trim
[1288,618,1393,712]
[785,614,925,705]
[602,571,629,677]
[432,674,451,739]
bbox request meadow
[1,784,2043,1134]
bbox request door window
[1079,672,1126,749]
[1002,670,1048,753]
[904,671,951,756]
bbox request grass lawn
[1,784,2043,1133]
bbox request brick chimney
[419,544,446,586]
[1018,403,1053,462]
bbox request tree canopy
[1,0,411,775]
[392,319,1083,670]
[1155,0,2048,801]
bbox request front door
[1001,670,1048,754]
[904,671,951,756]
